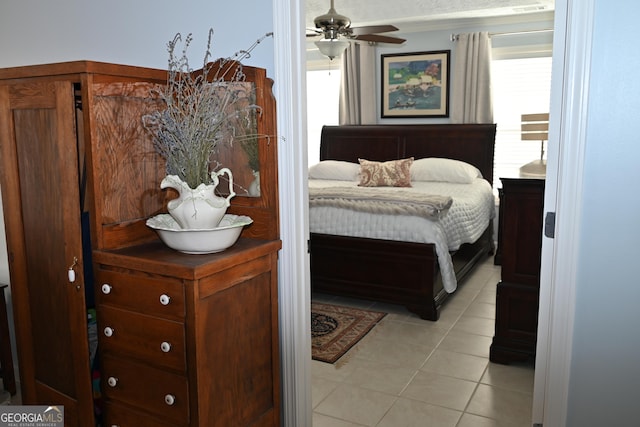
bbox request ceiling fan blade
[306,27,324,38]
[349,25,399,35]
[353,34,406,44]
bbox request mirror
[208,62,279,241]
[213,81,261,198]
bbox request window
[491,56,553,191]
[306,69,341,166]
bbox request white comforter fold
[308,178,495,293]
[309,186,453,220]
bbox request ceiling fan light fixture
[314,0,351,32]
[315,38,350,60]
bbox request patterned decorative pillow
[358,157,414,187]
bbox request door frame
[532,0,594,424]
[272,0,313,426]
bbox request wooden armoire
[0,61,280,426]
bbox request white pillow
[308,160,360,181]
[411,157,482,183]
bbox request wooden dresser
[0,61,280,426]
[93,238,281,426]
[490,177,545,364]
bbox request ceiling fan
[308,0,406,59]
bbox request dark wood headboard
[319,124,497,185]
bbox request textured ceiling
[306,0,555,31]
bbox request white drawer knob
[101,284,112,294]
[107,376,118,387]
[164,394,176,405]
[160,341,172,353]
[103,327,114,337]
[159,294,171,305]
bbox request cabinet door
[0,81,94,426]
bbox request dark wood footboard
[310,233,441,319]
[310,224,494,321]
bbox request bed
[308,124,497,321]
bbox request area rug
[311,302,387,364]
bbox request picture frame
[381,50,450,118]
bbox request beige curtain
[451,32,493,123]
[339,43,376,124]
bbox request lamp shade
[520,113,549,177]
[521,113,549,142]
[315,38,350,60]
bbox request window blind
[491,56,553,191]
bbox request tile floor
[311,256,535,427]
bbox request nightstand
[490,177,545,364]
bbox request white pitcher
[161,168,236,229]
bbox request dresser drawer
[99,305,186,371]
[102,354,189,425]
[103,400,183,427]
[96,269,185,319]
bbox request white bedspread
[308,178,495,292]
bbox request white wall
[566,0,640,424]
[0,1,274,70]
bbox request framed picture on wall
[381,50,450,118]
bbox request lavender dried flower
[143,29,272,189]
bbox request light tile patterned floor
[312,256,535,427]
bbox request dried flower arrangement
[142,29,272,189]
